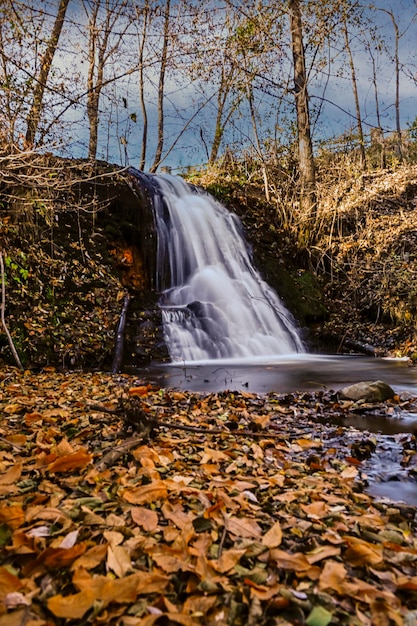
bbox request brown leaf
[266,549,311,571]
[131,506,159,532]
[107,545,132,578]
[227,516,262,539]
[123,480,168,505]
[261,520,283,548]
[71,544,108,571]
[301,500,329,519]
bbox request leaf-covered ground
[0,367,417,625]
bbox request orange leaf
[24,411,43,425]
[131,507,159,532]
[301,500,329,520]
[0,504,24,529]
[211,548,246,573]
[47,589,97,619]
[262,520,283,548]
[319,560,347,592]
[123,480,168,505]
[266,549,311,571]
[72,544,108,570]
[25,544,87,575]
[47,450,92,473]
[128,385,153,396]
[343,536,383,566]
[0,567,23,598]
[0,463,23,485]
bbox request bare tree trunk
[137,2,150,171]
[342,16,366,170]
[150,0,170,173]
[368,43,386,168]
[208,64,239,164]
[391,11,402,160]
[288,0,317,243]
[84,0,130,161]
[25,0,70,148]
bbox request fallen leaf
[47,589,97,619]
[131,506,159,531]
[107,545,132,578]
[46,449,92,473]
[261,520,283,548]
[123,480,169,504]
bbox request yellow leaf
[3,403,23,415]
[262,521,283,548]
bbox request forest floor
[0,366,416,626]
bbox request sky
[55,0,417,172]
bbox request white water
[151,174,304,362]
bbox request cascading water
[130,168,304,362]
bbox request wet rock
[338,380,395,402]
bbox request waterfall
[129,169,304,362]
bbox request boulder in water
[338,380,395,402]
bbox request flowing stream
[144,172,304,362]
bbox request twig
[0,253,23,370]
[94,433,149,472]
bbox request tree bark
[150,0,171,173]
[288,0,317,243]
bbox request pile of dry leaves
[0,366,416,626]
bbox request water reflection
[145,353,417,397]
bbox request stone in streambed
[338,380,395,402]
